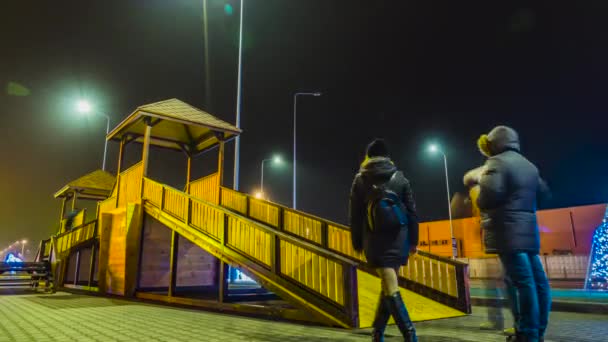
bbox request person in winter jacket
[469,126,551,342]
[349,139,419,342]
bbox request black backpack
[366,172,408,232]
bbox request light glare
[77,100,92,114]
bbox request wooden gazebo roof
[106,99,241,155]
[54,170,116,200]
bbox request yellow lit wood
[283,211,322,244]
[220,188,247,214]
[249,198,279,227]
[190,173,220,204]
[357,270,464,328]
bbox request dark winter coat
[349,157,419,268]
[477,126,549,254]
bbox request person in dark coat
[470,126,551,342]
[349,139,419,342]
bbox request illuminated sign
[4,253,22,263]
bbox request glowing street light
[77,100,92,113]
[76,100,111,171]
[428,143,456,258]
[260,155,282,199]
[293,92,322,209]
[254,191,264,199]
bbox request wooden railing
[323,221,469,313]
[142,178,359,326]
[189,173,219,204]
[54,221,98,255]
[220,187,247,214]
[205,186,471,314]
[142,179,163,207]
[117,162,143,207]
[249,198,279,227]
[44,240,52,257]
[164,186,188,219]
[283,209,323,244]
[73,209,86,228]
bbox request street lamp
[233,0,245,191]
[76,100,111,171]
[293,92,322,209]
[20,240,27,256]
[428,144,456,258]
[260,155,282,198]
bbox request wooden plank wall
[78,247,92,284]
[139,215,218,290]
[175,235,217,288]
[65,252,78,284]
[139,216,172,289]
[106,211,127,295]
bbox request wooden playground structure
[36,99,471,328]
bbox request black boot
[371,295,391,341]
[385,292,418,342]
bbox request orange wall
[418,203,607,257]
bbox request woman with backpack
[349,139,419,342]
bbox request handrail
[145,178,357,264]
[189,173,219,204]
[118,161,143,208]
[120,160,145,175]
[54,219,97,239]
[142,177,360,326]
[189,172,219,184]
[208,185,470,313]
[215,186,467,266]
[54,220,97,255]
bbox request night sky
[1,1,607,253]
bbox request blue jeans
[499,253,551,341]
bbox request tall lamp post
[292,92,322,209]
[233,0,245,191]
[260,155,282,198]
[76,100,111,171]
[429,144,456,258]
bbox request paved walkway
[0,291,605,341]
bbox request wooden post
[217,212,229,303]
[218,260,228,303]
[59,197,67,229]
[217,140,225,187]
[74,250,81,286]
[186,155,192,193]
[142,119,153,177]
[117,137,126,175]
[88,243,97,287]
[168,230,179,297]
[71,192,78,211]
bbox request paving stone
[0,291,606,341]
